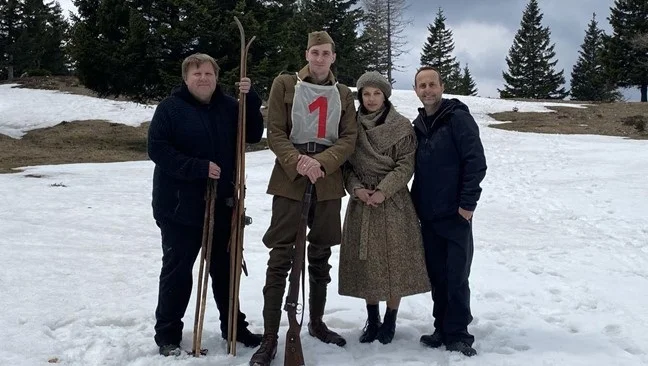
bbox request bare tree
[361,0,410,84]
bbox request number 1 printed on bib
[309,96,328,139]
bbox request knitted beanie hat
[356,71,391,99]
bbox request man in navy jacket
[412,66,487,357]
[148,53,264,356]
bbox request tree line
[0,0,646,102]
[498,0,646,102]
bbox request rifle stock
[284,327,305,366]
[283,182,313,366]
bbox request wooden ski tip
[234,16,243,28]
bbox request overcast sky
[394,0,631,98]
[56,0,639,100]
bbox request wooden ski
[227,15,256,357]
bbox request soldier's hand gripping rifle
[283,182,314,366]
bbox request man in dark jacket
[148,53,264,356]
[412,66,487,357]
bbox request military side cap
[307,31,335,49]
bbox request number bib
[290,77,342,146]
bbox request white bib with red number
[290,77,341,146]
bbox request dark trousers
[261,193,342,335]
[421,214,475,345]
[154,200,248,347]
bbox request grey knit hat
[356,71,391,99]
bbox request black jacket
[412,98,487,221]
[148,83,264,227]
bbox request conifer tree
[602,0,648,102]
[41,1,69,74]
[570,13,619,101]
[499,0,567,99]
[0,0,68,79]
[69,0,133,97]
[238,0,302,98]
[420,8,461,92]
[0,0,22,80]
[446,62,462,95]
[70,0,241,100]
[459,64,477,96]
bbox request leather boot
[224,327,262,347]
[249,333,278,366]
[446,341,477,357]
[158,344,182,357]
[359,304,381,343]
[221,317,262,348]
[377,307,398,344]
[307,284,346,347]
[420,329,444,348]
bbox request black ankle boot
[377,307,398,344]
[446,341,477,357]
[221,325,262,347]
[359,304,381,343]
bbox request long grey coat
[338,105,430,300]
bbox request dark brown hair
[414,66,443,86]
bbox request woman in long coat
[339,71,430,344]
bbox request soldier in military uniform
[249,31,357,366]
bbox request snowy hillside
[0,84,646,366]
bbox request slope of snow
[1,86,646,366]
[0,84,155,138]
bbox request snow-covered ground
[0,84,155,138]
[1,84,647,365]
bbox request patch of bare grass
[1,76,269,173]
[0,120,268,173]
[489,102,648,139]
[0,121,150,173]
